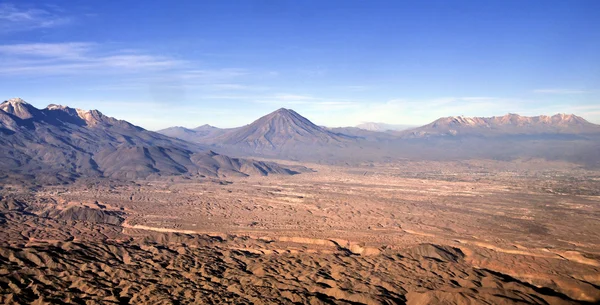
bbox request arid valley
[2,158,600,304]
[3,1,600,303]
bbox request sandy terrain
[1,160,599,304]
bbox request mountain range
[400,113,600,138]
[157,124,228,143]
[2,97,599,186]
[160,108,357,161]
[159,108,600,166]
[0,98,300,185]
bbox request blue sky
[1,0,599,129]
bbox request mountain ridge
[158,109,600,166]
[400,113,600,138]
[0,98,301,185]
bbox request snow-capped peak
[0,98,41,119]
[4,98,29,105]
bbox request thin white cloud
[181,69,248,80]
[297,67,328,77]
[0,42,267,98]
[307,96,538,127]
[533,89,589,94]
[337,85,371,92]
[100,54,179,68]
[0,42,183,75]
[251,94,361,114]
[534,104,600,123]
[328,96,600,127]
[568,105,600,111]
[203,84,268,91]
[0,42,92,58]
[0,3,70,33]
[88,82,269,93]
[460,96,498,101]
[274,94,316,101]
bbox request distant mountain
[355,122,414,132]
[400,113,600,138]
[157,124,230,143]
[156,126,197,139]
[382,113,600,167]
[0,98,300,185]
[161,109,600,167]
[213,108,351,148]
[193,124,220,133]
[167,108,357,160]
[327,127,400,142]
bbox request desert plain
[2,159,599,304]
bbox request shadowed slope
[0,99,300,184]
